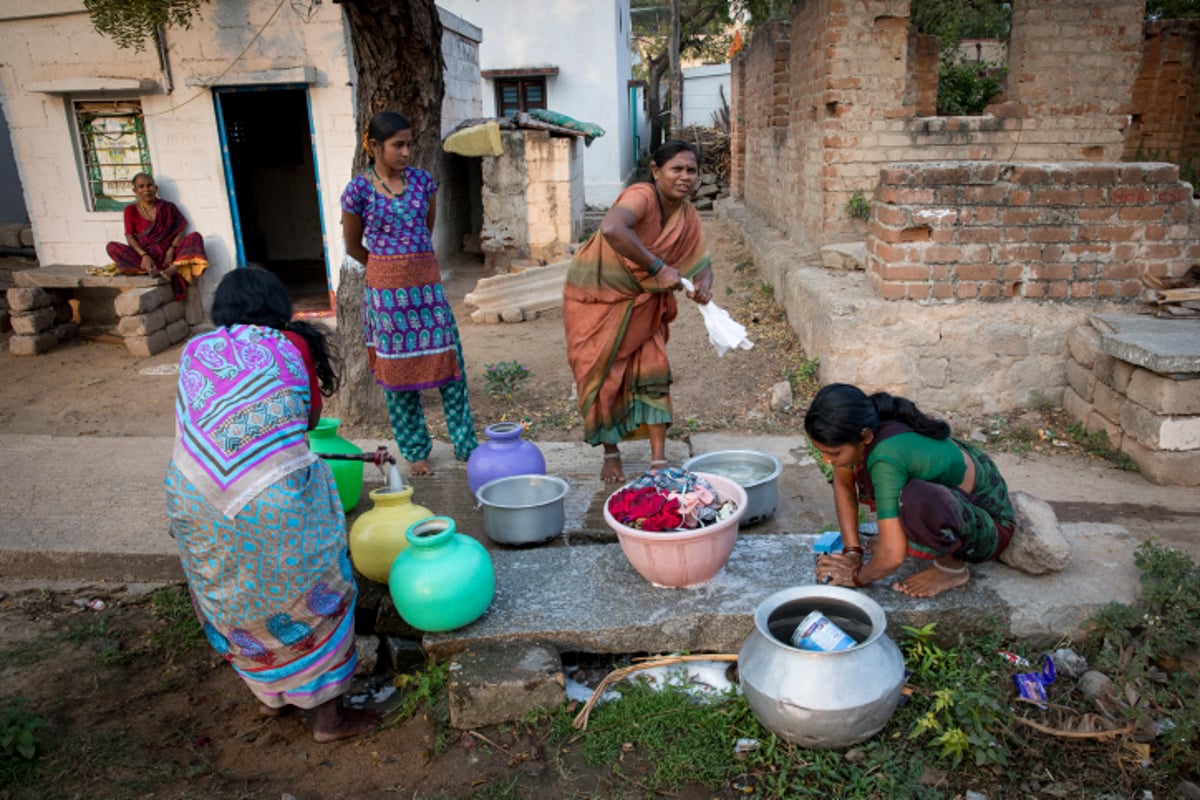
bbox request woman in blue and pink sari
[106,172,208,300]
[165,267,378,743]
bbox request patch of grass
[59,616,111,645]
[1078,541,1200,777]
[1064,422,1140,471]
[554,679,750,794]
[667,415,702,440]
[733,259,753,273]
[147,585,205,662]
[387,660,451,727]
[784,356,820,402]
[758,282,774,298]
[0,637,55,670]
[806,438,834,483]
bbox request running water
[387,464,407,493]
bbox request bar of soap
[813,531,843,553]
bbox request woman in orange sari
[563,141,714,483]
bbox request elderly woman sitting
[106,172,208,299]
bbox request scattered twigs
[571,653,738,730]
[1012,698,1134,740]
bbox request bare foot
[409,459,433,477]
[893,560,970,598]
[601,454,625,484]
[257,702,286,718]
[312,699,381,743]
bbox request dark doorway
[214,86,330,314]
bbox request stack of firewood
[1142,265,1200,318]
[676,124,730,184]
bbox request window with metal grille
[495,78,547,118]
[74,100,151,211]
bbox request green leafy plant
[84,0,207,51]
[483,360,532,401]
[387,661,450,727]
[1,696,44,761]
[785,356,820,401]
[937,60,1006,116]
[899,622,1011,768]
[844,189,871,221]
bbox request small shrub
[937,59,1006,116]
[1,696,44,761]
[844,189,871,221]
[785,356,820,401]
[483,360,532,401]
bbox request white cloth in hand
[681,277,754,357]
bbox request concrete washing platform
[4,429,1195,726]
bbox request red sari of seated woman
[106,174,208,300]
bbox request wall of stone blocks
[865,161,1200,302]
[1063,322,1200,486]
[1123,20,1200,166]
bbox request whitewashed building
[437,0,636,208]
[0,1,483,314]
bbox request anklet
[932,561,969,575]
[603,452,621,460]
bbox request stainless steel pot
[738,585,905,749]
[475,474,569,545]
[681,450,781,526]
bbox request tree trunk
[647,55,669,153]
[668,0,683,134]
[333,0,444,435]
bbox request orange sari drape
[562,183,710,445]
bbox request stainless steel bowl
[681,450,782,526]
[475,474,569,545]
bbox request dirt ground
[0,217,805,444]
[1,217,1194,798]
[0,217,807,800]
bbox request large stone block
[1061,385,1093,425]
[1091,380,1124,424]
[448,642,564,729]
[162,300,185,324]
[117,308,167,337]
[10,306,56,335]
[165,318,190,345]
[1065,358,1096,403]
[1120,436,1200,486]
[6,287,51,312]
[1067,324,1101,368]
[124,328,171,358]
[1119,400,1200,452]
[1124,368,1200,416]
[9,332,59,356]
[114,287,165,318]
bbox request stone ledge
[422,526,1137,664]
[1091,313,1200,375]
[14,264,164,290]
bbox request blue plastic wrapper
[1013,657,1057,706]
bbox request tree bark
[333,0,444,435]
[668,0,683,134]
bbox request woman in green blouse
[805,383,1016,597]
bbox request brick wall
[866,161,1200,302]
[732,0,1164,250]
[905,30,939,117]
[731,15,793,234]
[1123,20,1200,165]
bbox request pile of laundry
[607,468,738,532]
